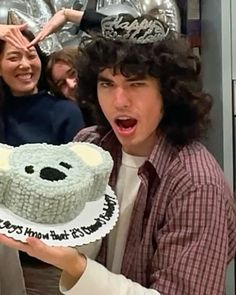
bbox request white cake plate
[0,185,119,246]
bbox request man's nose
[66,78,76,89]
[113,87,130,108]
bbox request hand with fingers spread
[0,24,29,50]
[0,234,87,279]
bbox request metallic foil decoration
[28,0,52,23]
[138,0,181,32]
[8,9,62,55]
[98,3,140,17]
[97,0,142,14]
[49,0,88,46]
[50,0,87,11]
[0,0,32,24]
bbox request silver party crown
[101,15,170,44]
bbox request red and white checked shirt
[74,127,236,295]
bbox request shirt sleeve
[60,258,160,295]
[51,100,85,144]
[149,184,236,294]
[76,9,104,34]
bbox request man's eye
[99,82,112,88]
[130,82,145,87]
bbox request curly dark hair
[77,15,212,146]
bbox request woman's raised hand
[28,10,68,48]
[0,24,29,49]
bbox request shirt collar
[100,130,178,179]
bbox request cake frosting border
[0,185,119,247]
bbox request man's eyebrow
[97,75,112,82]
[126,75,146,81]
[97,74,147,82]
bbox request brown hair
[46,46,79,97]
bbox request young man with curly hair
[1,13,236,295]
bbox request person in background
[0,30,85,146]
[1,14,236,295]
[46,46,79,102]
[46,46,96,126]
[0,28,84,295]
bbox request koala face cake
[0,142,113,224]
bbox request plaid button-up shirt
[74,127,236,295]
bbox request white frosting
[0,148,12,171]
[0,142,113,224]
[70,144,103,166]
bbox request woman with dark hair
[0,14,235,295]
[0,30,85,145]
[0,29,85,295]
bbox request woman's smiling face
[0,37,41,96]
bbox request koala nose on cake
[40,167,67,181]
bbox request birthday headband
[101,14,170,44]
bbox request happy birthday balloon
[96,0,180,32]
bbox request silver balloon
[50,0,87,12]
[27,0,52,22]
[97,0,142,14]
[8,9,62,55]
[97,0,123,9]
[138,0,181,32]
[49,0,88,46]
[98,3,140,17]
[0,0,32,24]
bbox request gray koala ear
[69,143,102,167]
[0,144,13,171]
